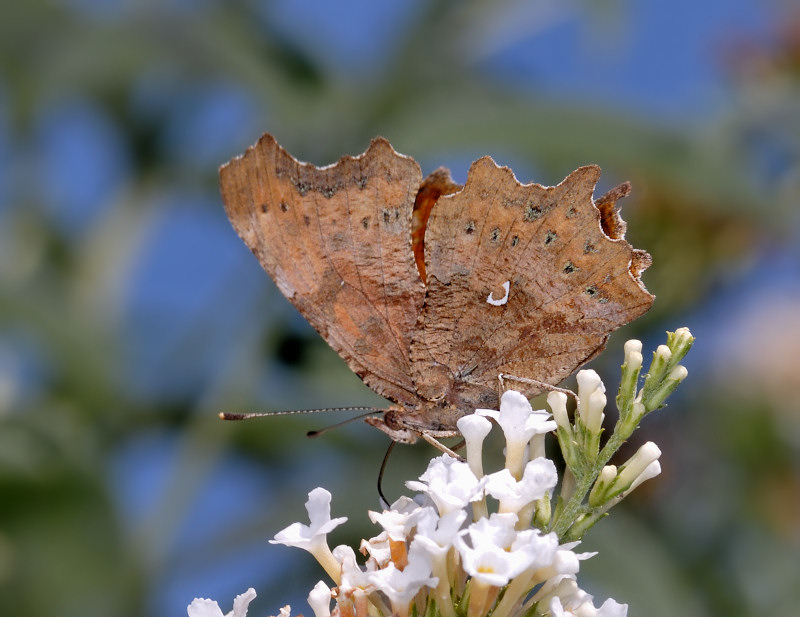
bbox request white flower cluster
[188,330,694,617]
[277,388,626,617]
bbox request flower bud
[457,414,493,479]
[623,339,643,370]
[626,460,662,494]
[588,465,618,507]
[643,365,688,411]
[668,327,695,364]
[547,391,570,431]
[617,340,644,424]
[649,345,672,379]
[616,442,661,493]
[577,370,606,434]
[669,365,688,382]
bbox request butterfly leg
[417,431,465,461]
[498,373,578,402]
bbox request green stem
[550,428,628,539]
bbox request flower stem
[490,570,535,617]
[551,428,628,539]
[466,580,494,617]
[311,542,342,585]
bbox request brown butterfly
[219,135,653,445]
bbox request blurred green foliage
[1,1,799,616]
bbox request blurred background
[1,0,798,615]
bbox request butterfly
[219,134,653,444]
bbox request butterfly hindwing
[411,158,654,405]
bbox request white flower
[478,391,556,443]
[360,530,392,567]
[455,513,556,588]
[454,513,517,586]
[459,545,520,587]
[271,488,348,583]
[478,391,556,479]
[595,598,629,617]
[307,581,332,617]
[406,454,486,515]
[412,507,467,558]
[187,588,257,617]
[484,458,558,514]
[532,542,594,588]
[389,495,423,513]
[368,503,423,541]
[271,488,347,550]
[549,548,580,577]
[547,581,627,617]
[334,544,374,594]
[410,508,466,617]
[460,512,518,551]
[367,542,437,617]
[510,527,559,572]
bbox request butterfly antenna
[377,441,397,509]
[305,410,384,438]
[219,406,382,421]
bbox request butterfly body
[219,134,653,443]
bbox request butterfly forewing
[220,134,426,409]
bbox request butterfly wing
[220,134,426,408]
[411,158,654,405]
